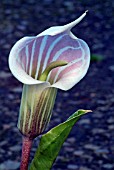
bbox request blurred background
[0,0,114,170]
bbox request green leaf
[30,109,91,170]
[91,54,104,62]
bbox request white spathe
[9,11,90,91]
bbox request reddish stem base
[20,137,33,170]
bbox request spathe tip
[36,11,89,37]
[62,11,88,31]
[85,10,88,13]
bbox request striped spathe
[8,11,90,138]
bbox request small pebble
[12,87,22,93]
[64,147,74,152]
[74,150,84,156]
[103,163,114,169]
[108,125,114,130]
[10,145,21,152]
[92,128,105,134]
[0,72,11,78]
[0,160,20,170]
[95,149,109,154]
[109,65,114,71]
[67,164,78,170]
[79,166,92,170]
[84,144,100,150]
[78,119,90,125]
[67,137,75,143]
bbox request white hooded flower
[9,11,90,138]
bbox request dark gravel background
[0,0,114,170]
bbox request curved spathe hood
[9,11,90,91]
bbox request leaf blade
[30,109,91,170]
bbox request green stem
[20,137,33,170]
